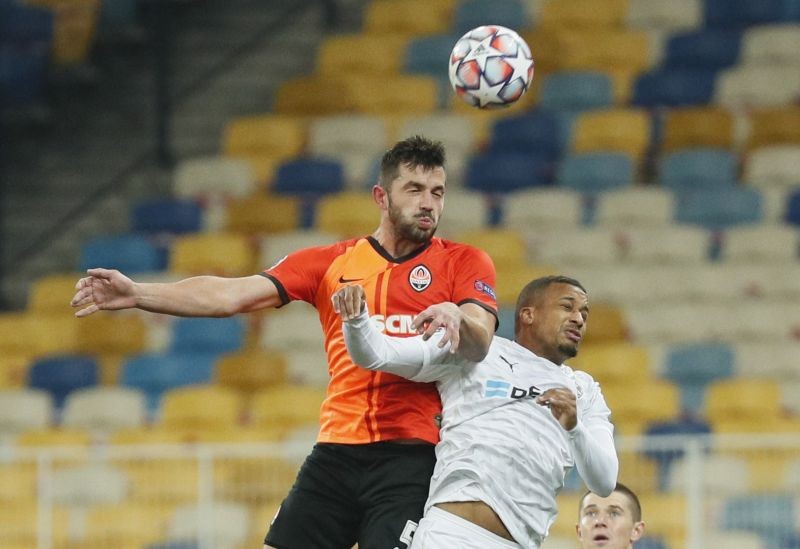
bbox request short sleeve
[262,243,345,305]
[450,245,498,313]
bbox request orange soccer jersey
[263,236,497,445]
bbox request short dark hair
[514,275,587,334]
[378,135,446,188]
[579,483,642,523]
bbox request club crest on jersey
[409,265,432,292]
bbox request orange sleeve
[450,244,498,312]
[262,241,352,305]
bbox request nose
[570,310,585,327]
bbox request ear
[518,306,535,328]
[373,184,388,210]
[630,521,645,542]
[575,523,583,541]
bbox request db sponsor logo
[409,265,432,292]
[371,314,417,335]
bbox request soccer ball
[448,25,534,109]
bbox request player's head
[576,483,645,549]
[513,275,588,365]
[374,135,446,244]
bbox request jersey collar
[367,236,433,264]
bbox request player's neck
[371,227,428,259]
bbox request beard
[387,198,438,244]
[558,341,579,359]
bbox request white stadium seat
[525,227,619,266]
[436,189,490,237]
[626,0,702,31]
[720,224,799,263]
[259,230,340,270]
[742,24,800,66]
[173,156,256,200]
[504,189,584,230]
[619,225,711,264]
[62,386,147,432]
[715,65,800,107]
[0,389,53,436]
[595,187,675,227]
[744,146,800,190]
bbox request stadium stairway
[0,0,368,309]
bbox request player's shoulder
[560,364,600,392]
[431,237,492,260]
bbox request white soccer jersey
[343,311,618,549]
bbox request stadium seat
[643,418,712,478]
[404,33,461,76]
[160,385,241,430]
[575,302,627,345]
[83,503,170,548]
[273,75,354,116]
[76,312,147,357]
[364,0,451,37]
[170,232,254,277]
[715,65,800,107]
[557,30,651,75]
[502,188,583,230]
[0,388,52,436]
[595,187,675,227]
[494,264,558,307]
[315,191,378,238]
[787,190,800,226]
[571,108,651,160]
[526,227,619,265]
[658,148,738,191]
[742,23,800,66]
[721,494,795,540]
[258,229,340,270]
[538,71,614,112]
[21,313,81,356]
[120,353,216,415]
[250,384,327,431]
[173,156,256,200]
[215,349,287,395]
[637,494,686,547]
[663,342,735,413]
[602,379,681,435]
[664,29,742,69]
[52,463,128,505]
[705,0,797,29]
[131,198,203,235]
[435,189,490,237]
[556,152,633,193]
[167,502,250,547]
[15,426,92,447]
[221,114,306,177]
[308,115,388,187]
[721,224,799,263]
[705,530,772,549]
[348,73,439,115]
[170,316,245,355]
[661,107,735,152]
[675,188,763,230]
[273,157,345,199]
[62,386,146,432]
[465,151,553,193]
[744,146,800,189]
[225,193,300,235]
[566,343,653,386]
[620,225,711,263]
[317,34,407,76]
[735,341,800,381]
[80,233,164,274]
[259,304,325,351]
[632,69,717,107]
[747,107,800,150]
[454,228,526,271]
[27,272,82,312]
[669,454,749,495]
[538,0,628,30]
[488,110,564,160]
[453,0,527,34]
[27,355,98,410]
[706,378,782,423]
[625,0,702,31]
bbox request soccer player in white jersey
[332,275,618,549]
[577,483,645,548]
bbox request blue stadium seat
[0,3,53,44]
[658,149,738,191]
[0,47,49,107]
[721,494,795,538]
[488,110,563,160]
[495,306,515,340]
[635,539,668,549]
[120,353,215,415]
[664,30,742,70]
[170,317,245,355]
[465,152,553,193]
[273,158,344,196]
[132,198,203,234]
[675,188,763,230]
[80,234,165,273]
[454,0,527,34]
[633,69,717,108]
[28,355,99,410]
[539,71,614,112]
[405,34,459,76]
[99,0,139,31]
[663,342,734,414]
[705,0,799,28]
[786,190,800,226]
[556,153,633,194]
[644,418,712,488]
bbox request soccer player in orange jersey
[71,136,499,549]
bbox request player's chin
[559,342,579,359]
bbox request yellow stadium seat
[521,29,562,76]
[222,114,306,162]
[662,107,735,152]
[638,493,686,547]
[454,228,527,272]
[26,313,81,355]
[0,464,36,504]
[317,34,408,76]
[215,457,299,504]
[747,106,800,150]
[349,74,439,115]
[122,459,199,503]
[494,263,557,307]
[274,75,355,116]
[250,384,326,430]
[745,453,791,492]
[16,427,92,448]
[580,303,628,345]
[0,352,32,388]
[561,30,650,74]
[170,232,255,277]
[567,343,652,386]
[160,385,242,430]
[572,108,651,160]
[27,0,100,65]
[602,379,680,435]
[315,191,377,238]
[248,499,285,545]
[0,502,68,547]
[617,452,660,494]
[83,502,172,547]
[705,378,782,423]
[76,312,146,355]
[225,193,300,235]
[0,313,33,354]
[549,493,582,537]
[109,426,187,445]
[538,0,629,31]
[28,272,81,313]
[364,0,454,37]
[216,349,288,395]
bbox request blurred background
[1,0,799,547]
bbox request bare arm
[412,302,496,362]
[71,268,282,318]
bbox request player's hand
[412,302,461,354]
[331,284,366,321]
[71,268,137,317]
[536,388,578,431]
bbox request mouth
[592,533,610,545]
[565,329,582,343]
[416,216,434,229]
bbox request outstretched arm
[536,387,618,497]
[71,268,282,318]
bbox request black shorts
[264,442,436,549]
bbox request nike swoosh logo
[338,276,363,283]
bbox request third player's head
[576,483,645,549]
[375,135,446,245]
[514,275,588,365]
